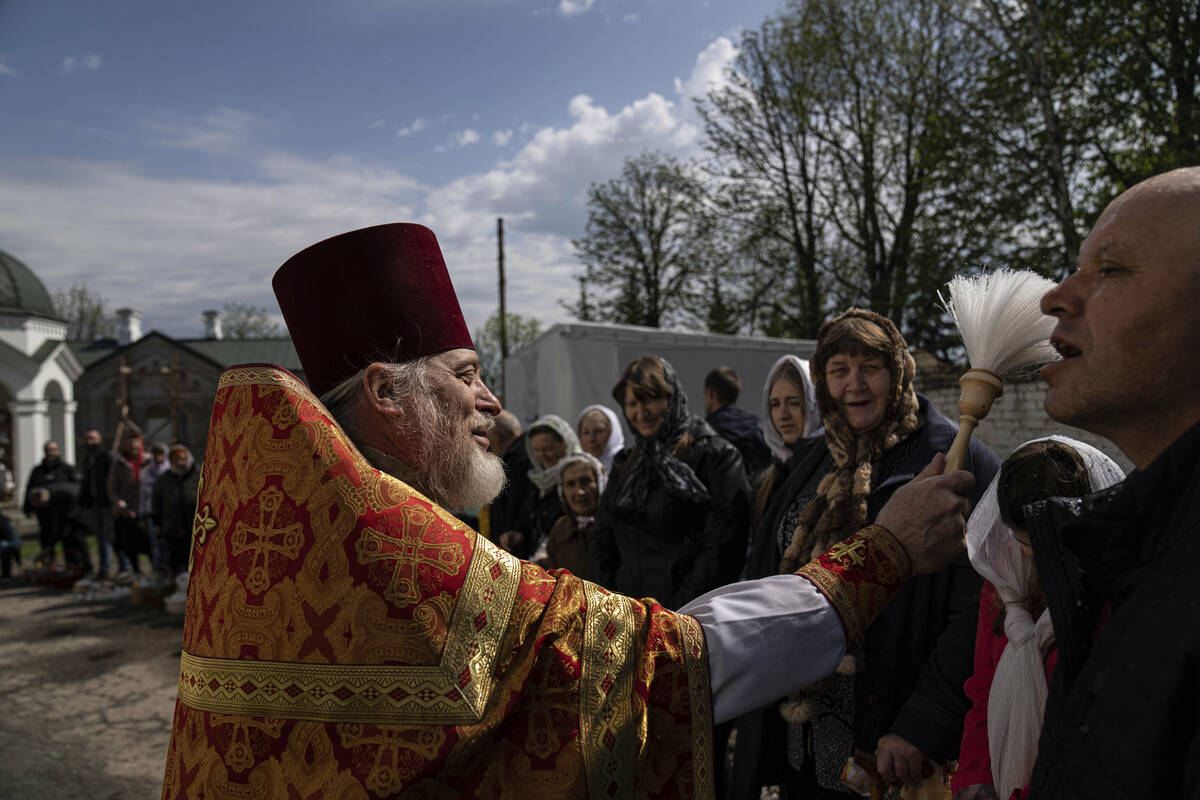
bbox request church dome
[0,249,60,319]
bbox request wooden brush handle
[945,369,1003,472]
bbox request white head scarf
[555,452,607,528]
[525,414,583,492]
[760,355,821,461]
[966,435,1125,799]
[576,404,625,474]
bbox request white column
[10,399,49,498]
[61,400,79,465]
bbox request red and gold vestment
[161,366,714,799]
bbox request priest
[161,224,975,799]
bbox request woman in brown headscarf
[731,309,1000,799]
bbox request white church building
[0,250,84,488]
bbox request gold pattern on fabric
[177,537,520,724]
[336,723,447,795]
[211,714,284,772]
[231,485,304,595]
[580,581,636,799]
[678,612,717,799]
[356,505,466,607]
[796,561,865,642]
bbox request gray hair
[320,356,433,445]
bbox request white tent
[501,322,815,433]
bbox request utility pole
[497,217,508,405]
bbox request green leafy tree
[221,302,282,339]
[51,283,117,341]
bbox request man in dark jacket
[704,366,772,476]
[22,440,79,564]
[152,444,200,577]
[1025,167,1200,797]
[79,429,124,576]
[486,410,536,553]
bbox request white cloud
[622,13,639,23]
[455,129,481,146]
[139,107,285,157]
[396,117,429,137]
[673,36,738,106]
[61,54,103,74]
[493,129,514,146]
[0,37,741,338]
[558,0,594,16]
[0,152,430,336]
[423,91,698,244]
[0,57,18,76]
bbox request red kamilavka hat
[273,223,474,397]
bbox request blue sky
[0,0,783,339]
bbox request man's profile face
[423,349,500,454]
[1040,175,1200,459]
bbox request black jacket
[79,446,115,510]
[1027,419,1200,798]
[732,395,998,797]
[590,419,750,610]
[707,405,773,477]
[488,433,532,535]
[23,457,79,515]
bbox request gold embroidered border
[219,366,311,396]
[795,560,866,644]
[859,524,913,582]
[177,536,521,725]
[580,582,635,799]
[678,612,716,799]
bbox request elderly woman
[542,451,606,579]
[589,355,750,610]
[576,404,625,474]
[953,438,1123,800]
[751,355,822,538]
[731,309,999,799]
[498,414,582,561]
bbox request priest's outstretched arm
[682,452,974,724]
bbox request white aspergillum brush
[939,269,1059,471]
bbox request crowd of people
[15,429,200,588]
[477,307,1098,798]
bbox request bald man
[1020,168,1200,798]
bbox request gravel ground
[0,578,183,800]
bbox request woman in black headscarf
[731,309,999,799]
[589,355,750,610]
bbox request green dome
[0,249,59,319]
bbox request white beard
[397,391,506,513]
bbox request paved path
[0,580,182,800]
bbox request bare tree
[221,302,282,339]
[568,152,716,329]
[51,283,117,341]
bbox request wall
[917,374,1133,473]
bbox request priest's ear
[362,362,405,420]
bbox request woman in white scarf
[953,436,1124,800]
[576,404,625,474]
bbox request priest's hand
[875,452,973,575]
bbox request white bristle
[938,269,1058,375]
